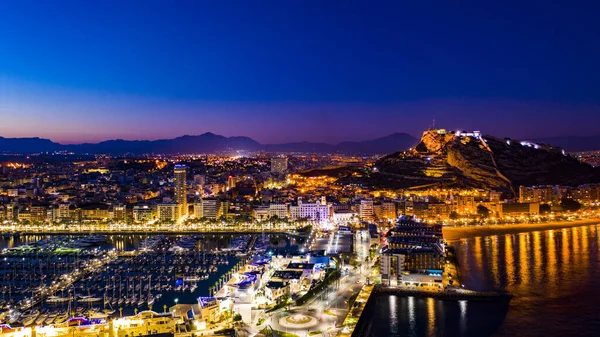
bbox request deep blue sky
[1,1,599,144]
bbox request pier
[371,285,512,301]
[14,251,119,312]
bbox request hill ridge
[0,132,418,155]
[372,129,600,195]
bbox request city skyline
[2,2,600,143]
[3,2,600,337]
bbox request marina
[0,233,299,328]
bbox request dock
[371,285,512,301]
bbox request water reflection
[356,224,600,336]
[408,296,416,334]
[390,295,398,335]
[426,298,435,336]
[459,300,467,336]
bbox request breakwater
[371,285,512,301]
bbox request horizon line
[0,131,418,146]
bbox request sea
[355,224,600,336]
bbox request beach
[443,218,600,240]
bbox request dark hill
[0,137,62,154]
[264,133,417,154]
[373,130,600,196]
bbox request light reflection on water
[356,224,600,337]
[389,295,398,335]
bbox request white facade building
[157,203,177,222]
[269,203,288,218]
[359,199,374,221]
[289,197,330,222]
[333,210,357,224]
[133,205,155,223]
[194,198,221,219]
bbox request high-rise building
[380,219,445,287]
[271,157,288,174]
[174,164,187,219]
[359,199,374,221]
[227,175,236,190]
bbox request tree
[278,293,290,305]
[449,211,459,220]
[539,204,551,214]
[477,205,490,218]
[560,199,582,212]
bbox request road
[237,230,375,337]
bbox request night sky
[1,1,599,144]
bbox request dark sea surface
[355,224,600,337]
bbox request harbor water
[0,233,300,325]
[355,224,600,336]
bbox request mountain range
[0,132,418,155]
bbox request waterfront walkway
[0,228,304,236]
[336,284,374,337]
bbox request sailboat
[137,277,145,307]
[146,275,155,307]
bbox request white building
[289,197,330,222]
[253,206,270,221]
[133,205,155,223]
[253,203,288,221]
[333,210,357,224]
[269,203,288,218]
[194,198,221,219]
[157,203,177,222]
[58,203,71,220]
[359,199,374,221]
[110,204,127,221]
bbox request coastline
[443,218,600,241]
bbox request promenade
[0,223,308,236]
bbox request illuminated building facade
[174,164,187,219]
[271,157,288,174]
